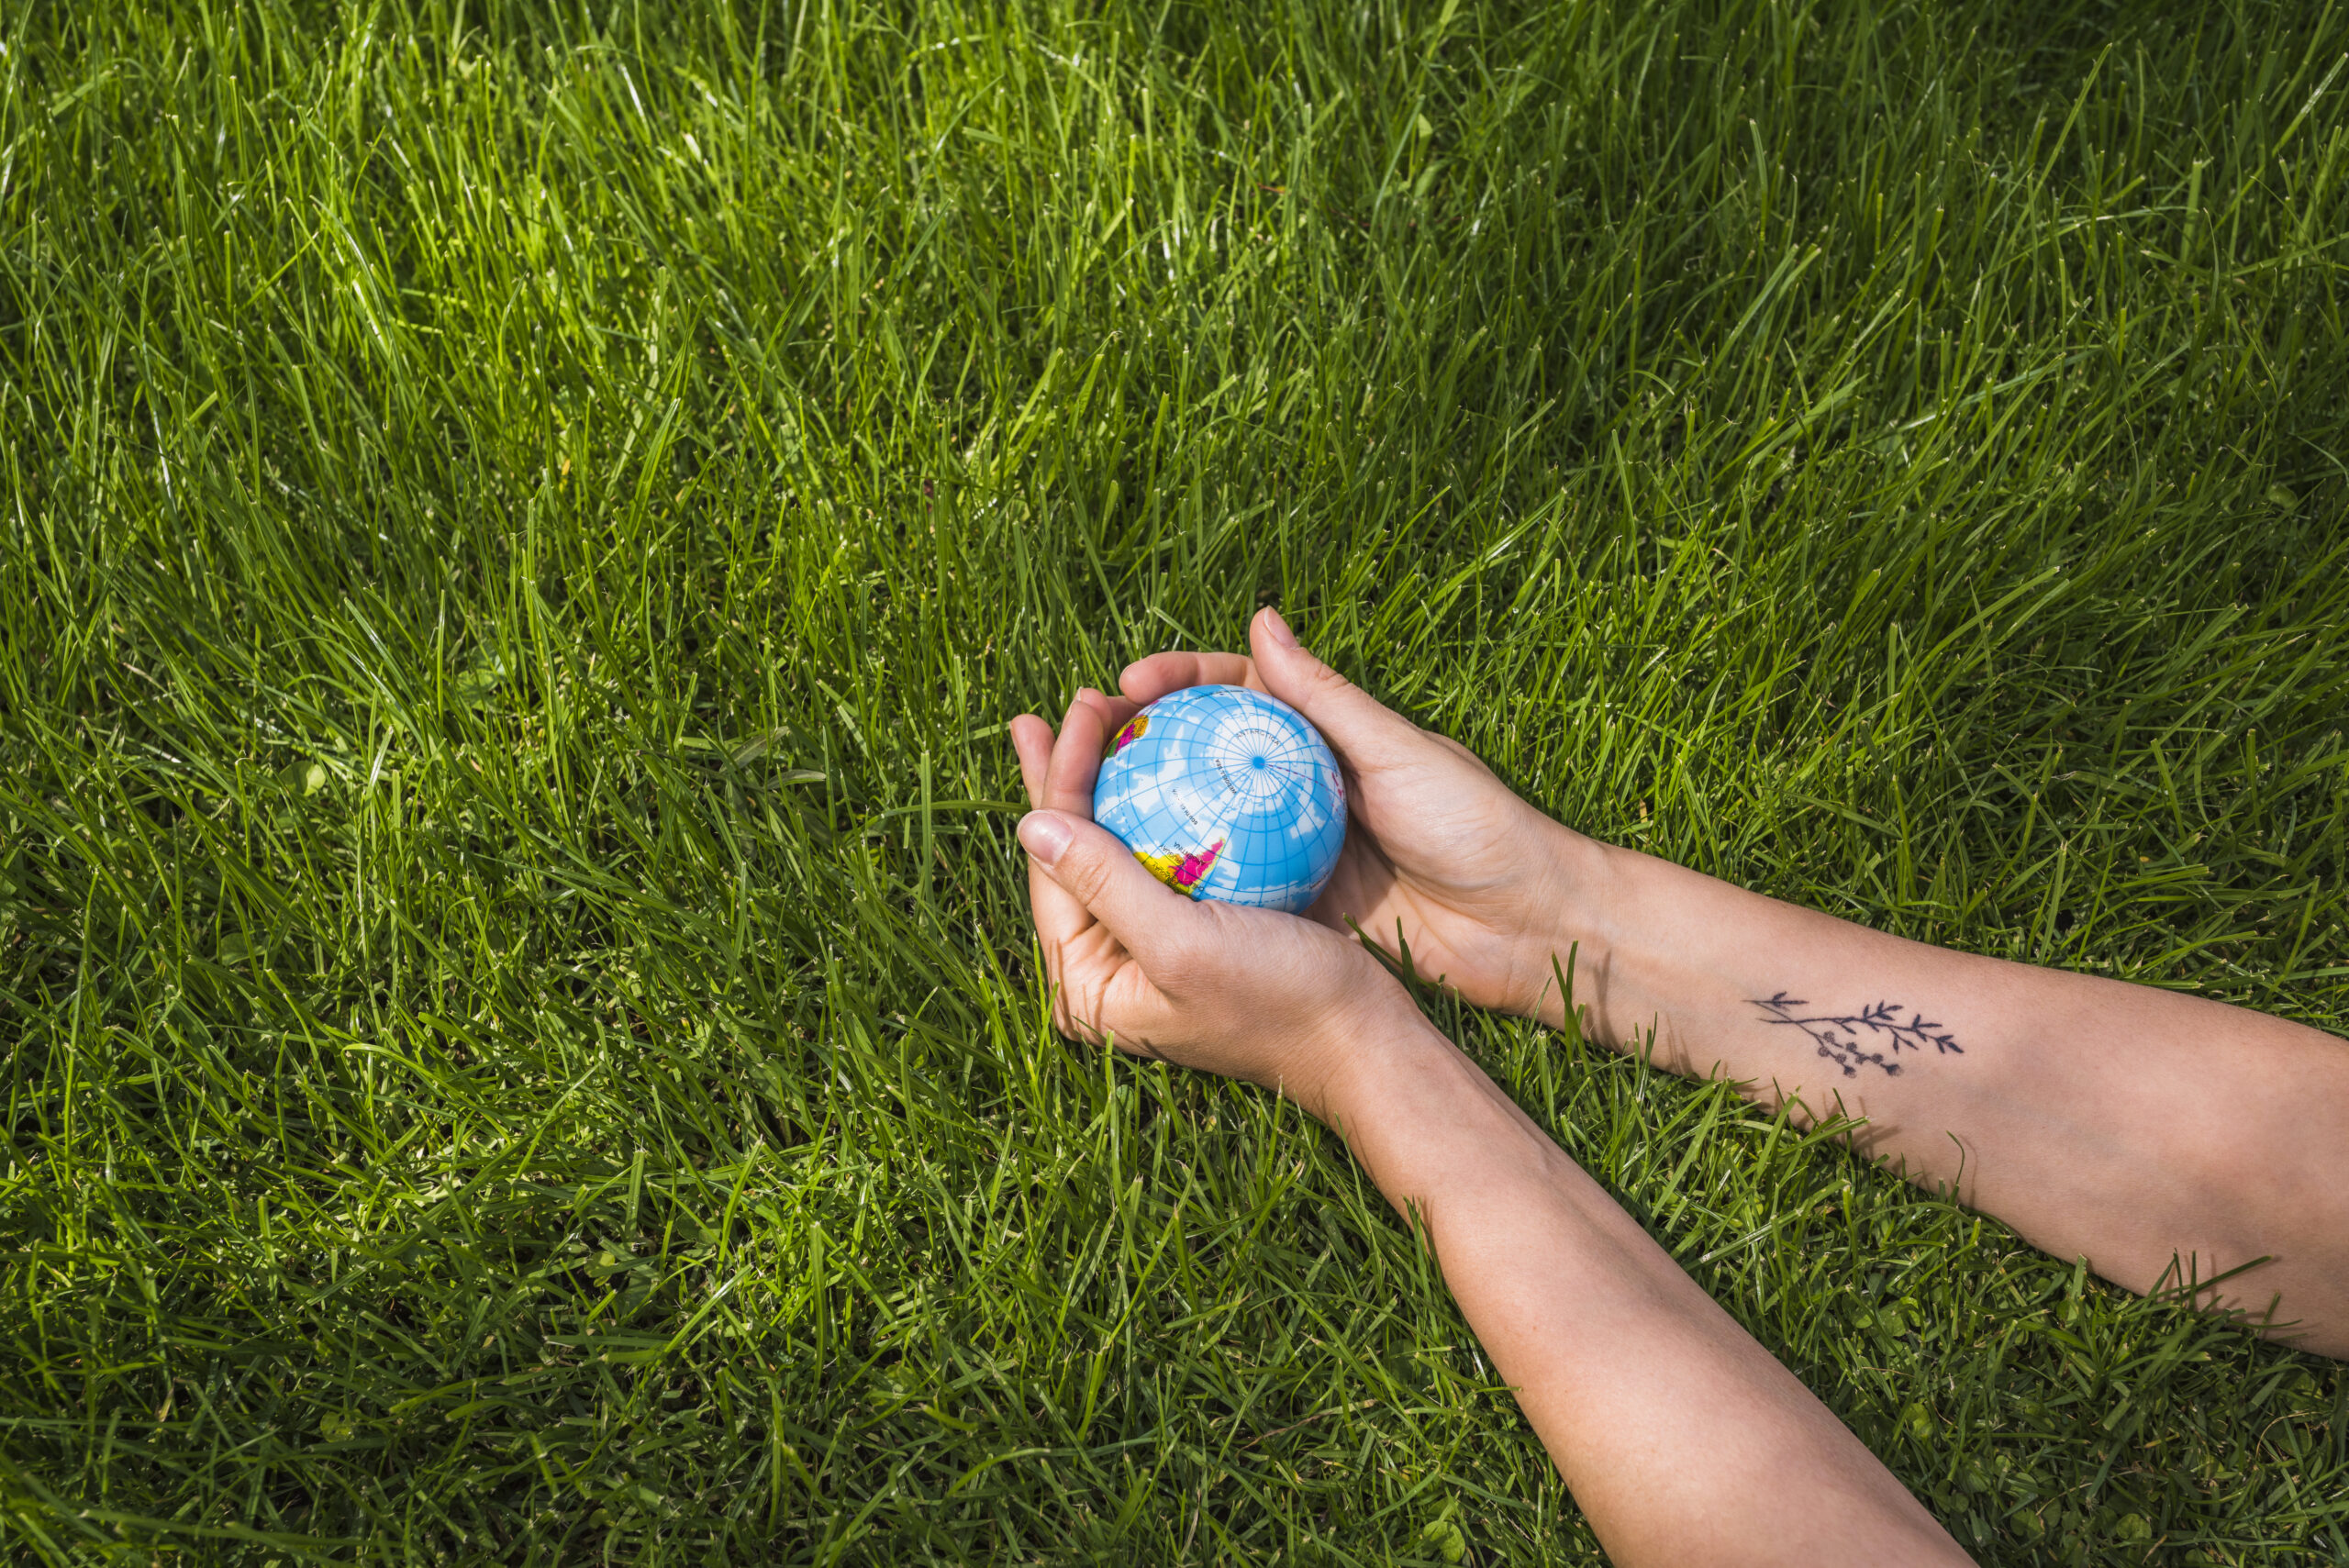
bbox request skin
[1009,606,2349,1562]
[1112,610,2349,1352]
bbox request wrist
[1296,980,1447,1123]
[1316,1001,1449,1118]
[1318,1009,1542,1177]
[1317,1010,1630,1262]
[1506,820,1629,1029]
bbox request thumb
[1248,606,1422,767]
[1018,810,1202,963]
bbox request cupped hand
[1009,689,1414,1121]
[1119,608,1586,1020]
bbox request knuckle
[1060,847,1115,905]
[1147,951,1193,996]
[1298,661,1348,699]
[1150,925,1209,990]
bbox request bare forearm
[1521,826,2349,1353]
[1327,1018,1972,1568]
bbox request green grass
[3,0,2346,1561]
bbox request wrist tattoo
[1750,993,1963,1077]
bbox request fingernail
[1018,811,1073,865]
[1264,607,1298,648]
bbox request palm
[1010,692,1402,1104]
[1308,738,1557,1012]
[1121,632,1564,1018]
[1050,917,1171,1051]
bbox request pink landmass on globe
[1137,838,1223,896]
[1174,840,1221,891]
[1104,713,1149,758]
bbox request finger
[1041,692,1112,817]
[1017,809,1202,969]
[1248,606,1428,769]
[1072,686,1143,730]
[1011,714,1057,806]
[1119,650,1264,705]
[1024,696,1115,965]
[1017,706,1110,978]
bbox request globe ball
[1092,684,1346,915]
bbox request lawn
[4,0,2346,1561]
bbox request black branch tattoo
[1750,994,1964,1077]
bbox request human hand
[1120,608,1599,1020]
[1009,688,1420,1121]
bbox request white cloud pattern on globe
[1092,685,1346,915]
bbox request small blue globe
[1093,685,1347,915]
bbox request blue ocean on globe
[1092,684,1347,915]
